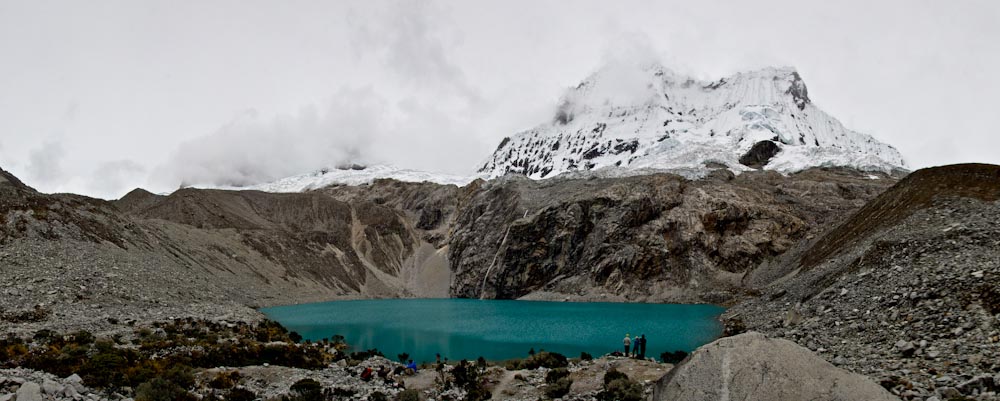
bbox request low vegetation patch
[544,367,572,399]
[503,351,568,370]
[597,369,643,401]
[660,350,689,364]
[0,318,341,396]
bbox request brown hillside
[800,163,1000,268]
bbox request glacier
[201,63,906,194]
[478,64,906,179]
[195,164,482,193]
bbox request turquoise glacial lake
[261,299,724,364]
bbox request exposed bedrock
[448,168,895,302]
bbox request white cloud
[157,87,389,188]
[0,0,998,198]
[88,159,146,197]
[25,141,65,185]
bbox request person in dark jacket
[639,334,647,359]
[632,333,640,357]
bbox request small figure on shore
[360,367,374,382]
[406,359,418,374]
[623,334,631,356]
[639,334,647,359]
[632,333,640,357]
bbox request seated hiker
[360,367,374,382]
[406,359,418,374]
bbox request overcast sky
[1,0,998,199]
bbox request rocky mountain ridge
[4,163,1000,399]
[0,164,896,333]
[479,64,905,180]
[727,164,1000,400]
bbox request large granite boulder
[654,332,898,401]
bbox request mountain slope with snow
[479,64,905,179]
[198,165,480,193]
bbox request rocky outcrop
[112,187,164,214]
[654,332,898,401]
[449,168,896,302]
[727,164,1000,400]
[0,173,460,335]
[738,140,781,169]
[0,163,897,329]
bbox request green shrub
[451,359,491,401]
[580,352,593,361]
[163,364,195,389]
[597,369,642,401]
[350,349,384,361]
[603,369,628,387]
[71,330,95,345]
[545,368,569,384]
[452,360,477,388]
[225,388,257,401]
[660,350,689,364]
[82,345,128,388]
[290,378,322,393]
[524,352,568,369]
[545,377,572,399]
[503,359,523,370]
[397,352,410,363]
[289,378,324,401]
[370,391,389,401]
[33,329,54,342]
[208,370,241,389]
[135,378,196,401]
[396,389,420,401]
[598,378,643,401]
[332,387,356,397]
[465,385,491,401]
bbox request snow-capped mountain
[479,63,905,179]
[197,164,480,193]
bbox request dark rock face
[0,169,133,247]
[786,71,811,110]
[0,162,901,308]
[0,167,34,192]
[738,140,781,169]
[448,168,894,302]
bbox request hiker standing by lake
[623,334,631,356]
[632,333,640,357]
[639,334,647,359]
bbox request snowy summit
[201,164,480,193]
[479,63,906,179]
